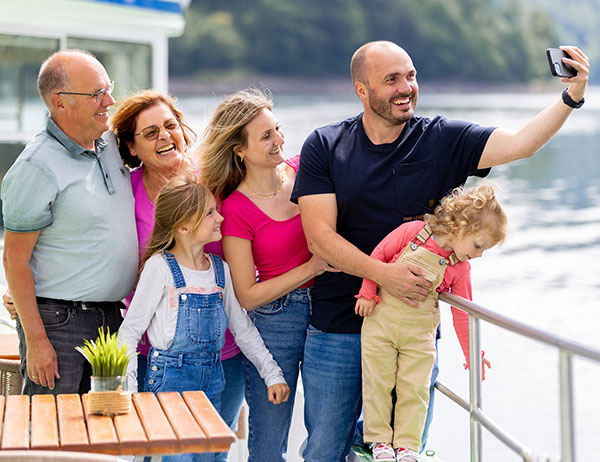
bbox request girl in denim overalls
[119,174,290,462]
[354,185,507,462]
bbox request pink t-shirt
[221,156,313,287]
[358,220,472,366]
[126,166,240,360]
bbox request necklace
[244,172,284,199]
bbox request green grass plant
[75,327,134,377]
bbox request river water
[2,86,599,461]
[178,87,600,462]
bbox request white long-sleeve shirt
[118,253,285,392]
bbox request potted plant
[76,326,135,415]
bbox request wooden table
[0,334,19,360]
[0,391,235,457]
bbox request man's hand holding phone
[546,48,577,78]
[546,46,589,110]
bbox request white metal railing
[437,292,600,462]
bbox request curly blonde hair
[424,184,507,245]
[196,88,273,200]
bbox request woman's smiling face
[236,108,285,169]
[128,102,186,174]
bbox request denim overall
[361,224,457,451]
[145,252,228,462]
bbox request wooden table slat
[56,394,90,451]
[31,394,59,450]
[82,394,120,452]
[112,400,149,455]
[132,392,177,452]
[157,392,207,448]
[183,391,236,451]
[1,395,29,450]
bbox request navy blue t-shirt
[291,113,495,334]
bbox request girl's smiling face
[191,195,224,245]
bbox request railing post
[469,314,482,462]
[559,350,575,462]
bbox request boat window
[0,34,58,135]
[67,37,152,101]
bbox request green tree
[170,0,558,82]
[524,0,600,83]
[496,0,557,81]
[237,0,366,75]
[169,8,245,75]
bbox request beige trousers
[361,231,449,450]
[362,292,440,449]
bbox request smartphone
[546,48,576,78]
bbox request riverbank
[169,74,561,97]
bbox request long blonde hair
[197,88,273,200]
[141,171,211,269]
[425,184,507,245]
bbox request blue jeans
[215,352,245,462]
[17,299,123,395]
[244,287,311,462]
[301,324,362,462]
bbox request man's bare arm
[3,230,59,389]
[479,46,589,169]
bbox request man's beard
[367,86,415,126]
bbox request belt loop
[100,309,106,328]
[282,292,291,307]
[178,353,184,368]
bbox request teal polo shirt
[1,117,138,302]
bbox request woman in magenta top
[111,90,244,462]
[199,88,336,462]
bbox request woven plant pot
[88,376,131,416]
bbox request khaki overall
[361,225,457,450]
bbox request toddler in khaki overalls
[355,185,507,462]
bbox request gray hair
[37,49,95,110]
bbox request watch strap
[562,88,584,109]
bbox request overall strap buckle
[415,224,433,244]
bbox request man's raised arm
[479,46,589,169]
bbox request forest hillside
[169,0,597,88]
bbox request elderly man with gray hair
[1,49,138,395]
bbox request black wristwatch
[562,88,584,109]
